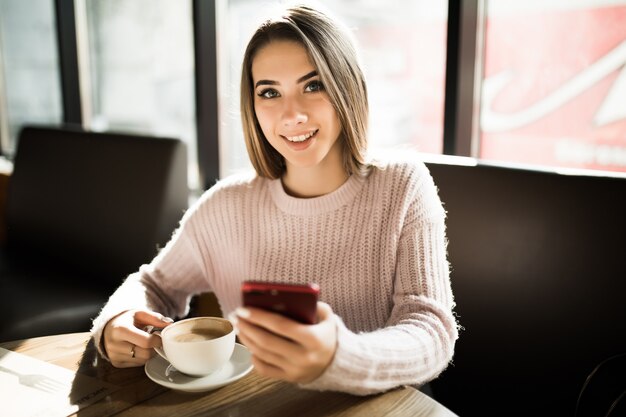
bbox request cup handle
[154,345,167,361]
[145,325,168,361]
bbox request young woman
[92,4,458,395]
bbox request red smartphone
[241,281,320,324]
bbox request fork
[0,365,66,394]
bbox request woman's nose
[281,99,308,127]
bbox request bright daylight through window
[480,0,626,173]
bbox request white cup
[155,316,235,377]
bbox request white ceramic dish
[145,343,253,393]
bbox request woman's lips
[281,129,318,151]
[283,129,319,143]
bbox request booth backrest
[5,125,188,281]
[426,160,626,416]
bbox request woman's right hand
[103,309,174,368]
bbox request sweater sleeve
[300,169,459,395]
[89,207,212,360]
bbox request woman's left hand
[233,301,337,384]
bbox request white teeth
[285,130,316,142]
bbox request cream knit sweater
[91,159,458,395]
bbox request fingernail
[162,316,174,323]
[227,312,238,324]
[236,307,250,319]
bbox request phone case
[241,281,320,324]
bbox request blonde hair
[240,4,370,179]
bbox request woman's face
[252,40,342,172]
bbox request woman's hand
[102,309,174,368]
[233,302,337,384]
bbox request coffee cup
[154,316,235,377]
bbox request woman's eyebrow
[296,70,318,83]
[254,70,318,89]
[255,79,277,88]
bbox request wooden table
[0,333,457,416]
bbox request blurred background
[1,0,625,190]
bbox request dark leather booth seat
[0,125,188,342]
[425,158,626,416]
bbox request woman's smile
[283,129,319,143]
[280,129,320,152]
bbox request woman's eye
[258,89,279,99]
[305,80,324,93]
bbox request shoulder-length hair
[240,4,369,179]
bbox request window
[480,0,626,172]
[5,1,621,181]
[83,0,198,187]
[217,0,448,177]
[0,0,62,155]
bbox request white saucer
[145,343,253,393]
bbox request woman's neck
[281,149,349,198]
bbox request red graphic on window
[481,6,626,172]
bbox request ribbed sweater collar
[268,174,365,216]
